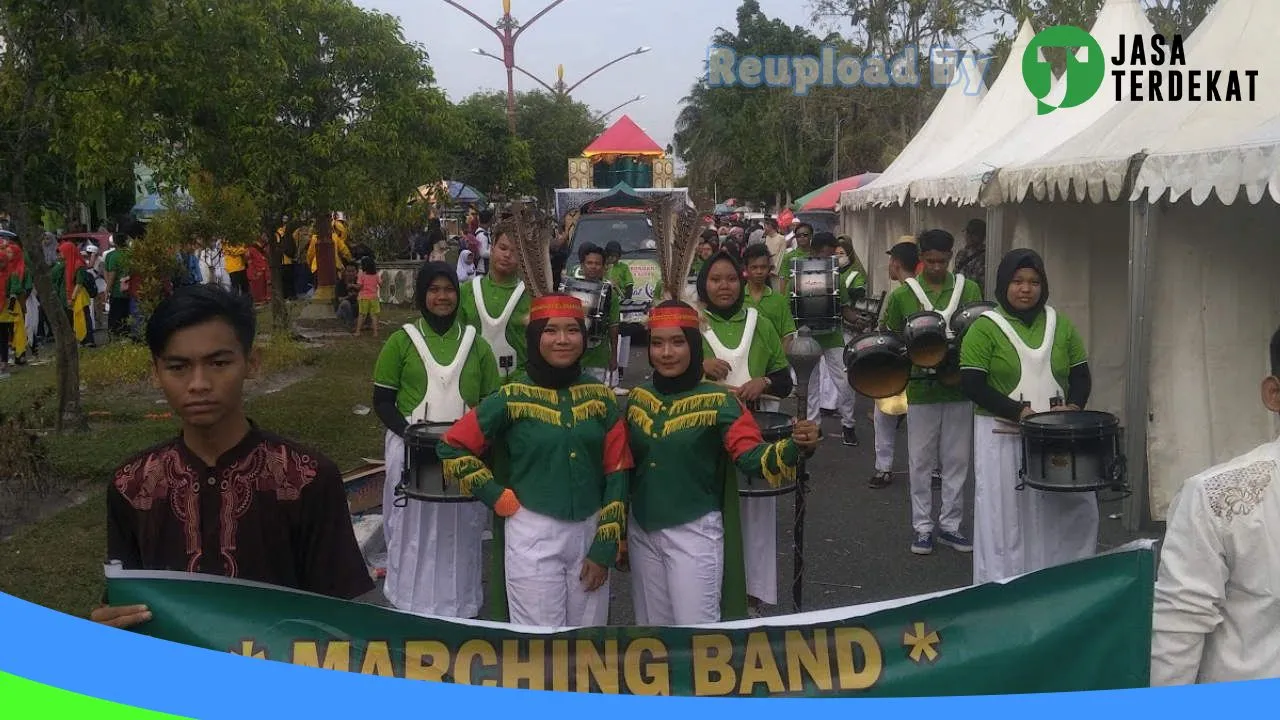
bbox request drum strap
[402,322,476,422]
[843,271,860,290]
[904,274,966,332]
[704,308,759,388]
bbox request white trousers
[504,506,610,628]
[382,431,487,618]
[741,396,780,605]
[616,335,631,369]
[584,366,608,384]
[873,406,899,473]
[906,402,972,535]
[629,511,723,625]
[806,347,856,427]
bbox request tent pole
[1123,196,1156,534]
[983,205,1006,295]
[866,207,878,293]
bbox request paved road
[371,345,1150,622]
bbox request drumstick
[709,380,781,403]
[992,418,1021,435]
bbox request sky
[355,0,822,158]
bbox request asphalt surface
[372,344,1147,622]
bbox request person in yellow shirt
[305,219,354,277]
[275,222,296,300]
[223,242,249,295]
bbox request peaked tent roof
[876,19,1040,208]
[1132,111,1280,206]
[841,53,988,211]
[910,0,1152,206]
[581,115,665,158]
[1000,0,1280,204]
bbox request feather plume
[496,202,555,297]
[646,193,708,302]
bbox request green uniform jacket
[883,272,983,404]
[626,381,800,620]
[437,374,632,621]
[104,248,130,298]
[743,285,797,340]
[456,275,532,382]
[959,305,1088,417]
[606,262,634,301]
[48,262,96,309]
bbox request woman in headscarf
[625,300,819,624]
[696,250,798,617]
[436,293,633,628]
[0,235,29,375]
[455,247,476,283]
[959,248,1094,585]
[372,262,502,619]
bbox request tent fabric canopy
[581,115,665,158]
[1133,112,1280,206]
[872,19,1040,208]
[910,0,1153,207]
[793,173,880,212]
[840,53,988,211]
[999,0,1280,205]
[580,182,647,213]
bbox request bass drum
[844,332,911,399]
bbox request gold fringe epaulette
[595,522,623,543]
[759,440,797,488]
[627,387,662,416]
[668,392,725,416]
[570,384,612,404]
[627,405,655,437]
[599,500,625,525]
[507,402,563,426]
[443,457,493,495]
[662,410,719,436]
[502,382,559,405]
[572,399,608,423]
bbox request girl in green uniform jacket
[626,300,819,624]
[438,294,633,628]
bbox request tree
[452,92,536,198]
[514,91,605,203]
[0,0,162,431]
[150,0,467,326]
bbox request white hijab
[456,249,475,283]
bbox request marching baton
[785,328,824,614]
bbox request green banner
[104,542,1155,697]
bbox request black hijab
[524,315,585,389]
[995,248,1049,326]
[648,300,705,396]
[695,251,745,320]
[415,261,460,336]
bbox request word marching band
[372,196,1115,628]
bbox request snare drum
[738,410,799,497]
[560,277,612,348]
[843,332,911,398]
[842,292,884,334]
[1018,410,1126,493]
[950,300,998,338]
[398,422,479,503]
[903,311,949,368]
[789,257,840,333]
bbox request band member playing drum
[1151,326,1280,686]
[627,301,818,624]
[959,248,1093,584]
[869,240,918,490]
[373,262,502,619]
[575,243,620,385]
[437,293,632,627]
[797,232,860,446]
[697,250,795,617]
[883,230,981,556]
[459,228,530,382]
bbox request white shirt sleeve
[1150,479,1229,686]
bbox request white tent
[849,20,1041,210]
[839,52,988,212]
[837,53,987,291]
[910,0,1154,206]
[998,0,1280,204]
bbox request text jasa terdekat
[1111,34,1258,102]
[238,628,892,695]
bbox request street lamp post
[593,94,645,123]
[443,0,569,134]
[471,46,653,106]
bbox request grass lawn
[0,308,415,618]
